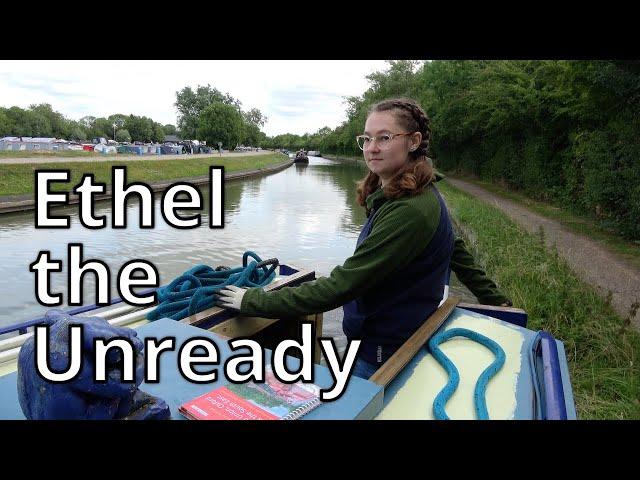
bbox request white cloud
[0,60,392,136]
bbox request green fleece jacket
[241,186,443,317]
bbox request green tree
[65,120,88,141]
[243,108,267,128]
[151,122,165,143]
[0,109,12,136]
[108,114,127,129]
[115,129,132,142]
[124,115,154,142]
[241,108,268,146]
[4,106,35,137]
[29,103,68,137]
[89,117,113,139]
[242,122,261,146]
[79,116,96,130]
[175,84,242,139]
[197,103,244,150]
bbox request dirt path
[446,178,640,329]
[0,150,273,164]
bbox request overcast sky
[0,60,392,136]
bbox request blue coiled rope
[428,327,506,420]
[147,251,278,321]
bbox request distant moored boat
[294,151,309,163]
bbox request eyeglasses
[356,132,414,151]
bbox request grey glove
[216,285,247,311]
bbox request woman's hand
[217,285,248,311]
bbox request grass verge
[0,154,288,196]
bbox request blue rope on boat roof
[147,251,278,321]
[428,327,506,420]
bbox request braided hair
[356,98,436,206]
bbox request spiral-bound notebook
[178,365,322,420]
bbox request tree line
[274,60,640,241]
[0,104,170,144]
[0,84,269,150]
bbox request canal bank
[323,153,363,163]
[0,158,293,215]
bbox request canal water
[0,157,473,352]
